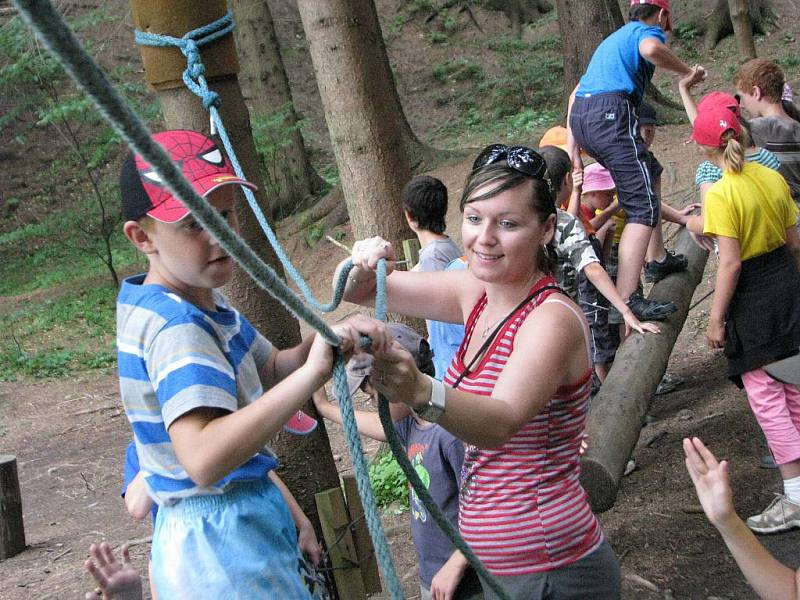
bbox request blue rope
[135,13,343,313]
[13,2,510,598]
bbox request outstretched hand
[680,64,707,89]
[683,437,736,528]
[84,543,142,600]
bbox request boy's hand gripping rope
[12,2,509,598]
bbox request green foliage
[673,22,700,41]
[318,164,340,190]
[369,446,408,512]
[777,56,800,71]
[432,58,484,83]
[252,103,310,197]
[0,284,118,381]
[304,221,326,247]
[428,31,449,45]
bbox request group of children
[79,0,800,598]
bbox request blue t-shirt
[576,21,666,106]
[117,274,278,506]
[428,258,467,380]
[394,416,465,588]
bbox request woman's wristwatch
[413,375,446,423]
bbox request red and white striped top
[443,276,603,576]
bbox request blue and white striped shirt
[117,274,277,505]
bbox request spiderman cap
[120,130,257,223]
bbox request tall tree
[129,0,339,521]
[728,0,757,60]
[704,0,770,52]
[230,0,325,219]
[555,0,620,95]
[295,0,417,248]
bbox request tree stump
[704,0,771,52]
[0,455,25,560]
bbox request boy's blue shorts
[151,478,312,600]
[570,93,660,227]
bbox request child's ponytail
[721,132,745,174]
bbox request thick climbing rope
[11,2,509,598]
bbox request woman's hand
[706,317,726,349]
[306,315,391,384]
[351,236,397,273]
[371,341,430,411]
[683,437,737,528]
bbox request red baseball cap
[691,106,741,148]
[696,91,740,118]
[630,0,672,31]
[120,130,257,223]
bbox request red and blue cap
[120,130,257,223]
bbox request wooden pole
[580,230,709,512]
[315,485,366,600]
[0,455,25,560]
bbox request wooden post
[342,475,381,594]
[0,455,25,560]
[315,486,366,600]
[402,238,421,270]
[580,230,709,511]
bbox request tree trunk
[231,0,326,220]
[728,0,757,59]
[0,455,25,560]
[484,0,554,38]
[129,0,339,525]
[555,0,619,96]
[704,0,770,52]
[295,0,416,250]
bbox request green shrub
[368,446,408,512]
[432,58,484,83]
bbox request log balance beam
[581,229,709,512]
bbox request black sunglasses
[472,144,551,189]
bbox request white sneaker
[746,494,800,534]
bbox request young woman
[337,145,621,599]
[692,102,800,534]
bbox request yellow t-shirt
[703,162,798,261]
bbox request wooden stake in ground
[0,455,25,560]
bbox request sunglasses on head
[472,144,551,188]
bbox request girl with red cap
[692,101,800,535]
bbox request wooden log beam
[580,230,709,512]
[0,455,25,560]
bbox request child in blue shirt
[567,0,702,324]
[116,129,386,598]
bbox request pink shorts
[742,368,800,465]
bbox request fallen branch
[71,403,118,417]
[623,571,660,593]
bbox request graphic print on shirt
[408,443,431,523]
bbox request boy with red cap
[567,0,704,323]
[115,130,385,597]
[691,102,800,535]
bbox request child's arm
[168,315,389,487]
[84,543,143,600]
[268,471,322,566]
[566,84,583,175]
[678,65,706,124]
[259,334,316,391]
[684,437,800,600]
[638,38,695,77]
[588,199,620,231]
[312,387,412,442]
[565,170,583,217]
[787,225,800,273]
[707,236,741,348]
[661,201,700,226]
[430,550,469,600]
[123,472,153,521]
[582,263,660,335]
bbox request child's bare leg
[594,362,610,382]
[616,223,653,300]
[645,216,667,264]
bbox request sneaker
[608,293,678,325]
[746,494,800,534]
[645,251,688,283]
[655,372,684,395]
[759,453,778,469]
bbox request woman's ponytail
[721,133,745,174]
